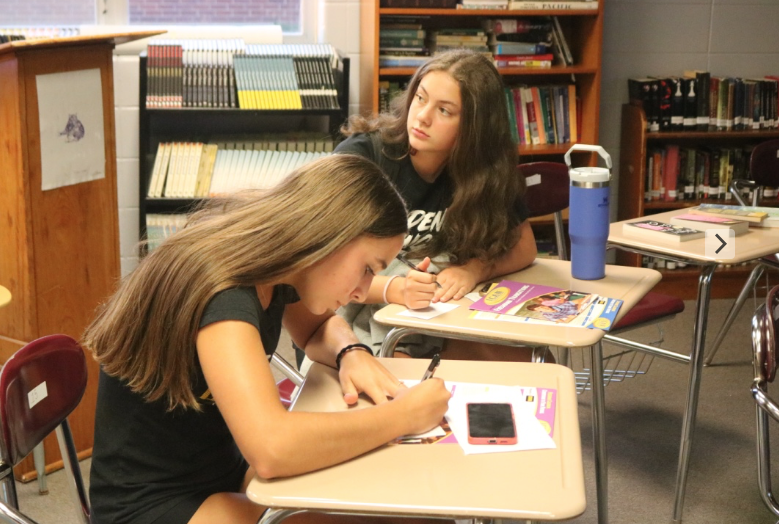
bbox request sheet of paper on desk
[399,380,557,453]
[397,302,459,319]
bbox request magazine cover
[469,280,563,314]
[514,289,598,324]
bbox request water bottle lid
[569,166,611,184]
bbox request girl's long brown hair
[343,49,525,264]
[83,155,407,411]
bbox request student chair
[519,161,685,386]
[0,335,90,524]
[706,138,779,366]
[270,354,303,408]
[750,284,779,518]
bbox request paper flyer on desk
[395,381,557,454]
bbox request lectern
[0,30,162,481]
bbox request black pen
[396,253,443,288]
[421,354,441,381]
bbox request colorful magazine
[469,280,623,331]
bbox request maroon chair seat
[277,378,296,409]
[613,291,685,331]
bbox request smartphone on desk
[466,402,517,445]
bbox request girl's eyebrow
[419,82,459,109]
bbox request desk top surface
[374,258,660,348]
[0,286,10,309]
[246,358,585,520]
[610,208,779,264]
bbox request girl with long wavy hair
[83,154,451,524]
[335,49,538,360]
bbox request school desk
[608,208,779,523]
[374,258,661,524]
[246,358,585,522]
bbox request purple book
[470,280,562,314]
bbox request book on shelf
[459,0,509,8]
[689,204,779,226]
[469,280,623,331]
[669,213,750,235]
[379,55,430,67]
[489,42,549,56]
[507,0,598,10]
[494,53,553,68]
[622,220,705,242]
[550,16,573,66]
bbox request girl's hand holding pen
[392,377,451,436]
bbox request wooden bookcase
[0,31,160,481]
[617,102,779,299]
[358,0,604,158]
[137,52,350,239]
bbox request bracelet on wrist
[382,275,399,304]
[335,343,374,370]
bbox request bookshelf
[138,49,350,241]
[358,1,604,158]
[617,102,779,299]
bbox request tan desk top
[247,358,585,521]
[374,258,661,349]
[0,286,10,309]
[610,208,779,264]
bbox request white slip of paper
[401,380,556,454]
[396,302,459,320]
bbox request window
[2,0,310,36]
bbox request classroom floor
[15,297,779,524]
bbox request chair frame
[0,335,91,524]
[751,284,779,517]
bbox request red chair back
[750,139,779,189]
[518,161,569,218]
[0,335,87,465]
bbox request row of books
[146,214,188,252]
[377,16,571,69]
[629,72,779,132]
[458,0,598,9]
[147,140,332,198]
[642,257,750,271]
[644,144,759,203]
[506,84,578,145]
[145,40,341,110]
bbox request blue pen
[396,253,443,289]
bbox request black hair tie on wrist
[335,343,374,370]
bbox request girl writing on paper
[335,49,538,360]
[82,155,451,524]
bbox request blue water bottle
[565,144,612,280]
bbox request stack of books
[379,22,429,68]
[427,28,491,56]
[504,84,578,145]
[482,18,554,67]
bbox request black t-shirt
[334,132,529,252]
[89,285,298,524]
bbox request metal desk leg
[704,263,764,366]
[33,443,47,495]
[257,508,306,524]
[590,341,608,524]
[379,327,417,358]
[672,264,716,523]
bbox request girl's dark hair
[342,49,525,264]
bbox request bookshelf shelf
[617,102,779,299]
[137,52,350,245]
[379,8,600,16]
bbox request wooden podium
[0,30,161,480]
